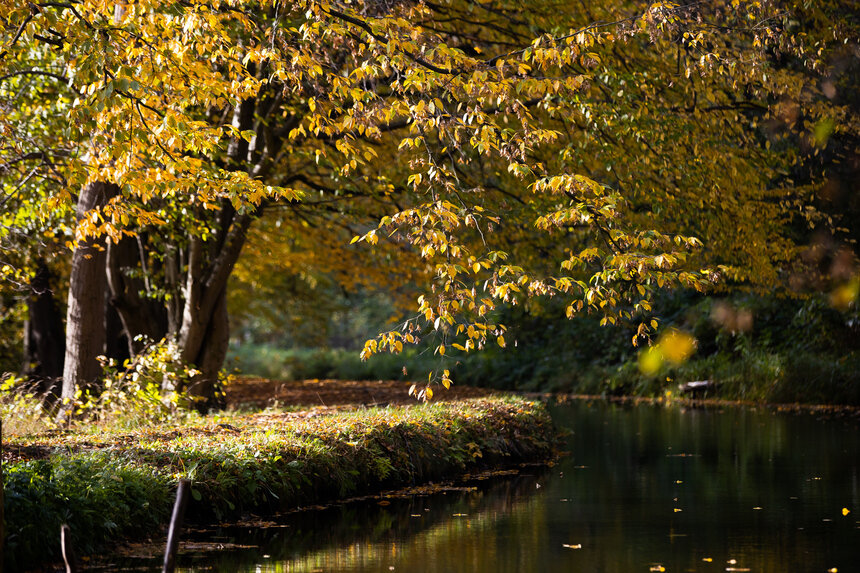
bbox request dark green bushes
[230,292,860,405]
[3,454,172,571]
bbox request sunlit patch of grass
[1,375,57,438]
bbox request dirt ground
[223,377,496,410]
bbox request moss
[3,396,556,570]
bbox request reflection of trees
[548,401,860,573]
[269,485,551,573]
[162,476,548,573]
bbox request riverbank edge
[3,396,557,571]
[545,392,860,416]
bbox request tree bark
[104,287,130,366]
[24,259,65,403]
[57,181,118,421]
[185,289,229,411]
[171,209,253,408]
[106,234,168,355]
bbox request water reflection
[102,401,860,572]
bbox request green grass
[3,396,557,570]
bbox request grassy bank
[3,396,556,571]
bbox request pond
[98,400,860,572]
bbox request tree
[58,181,117,419]
[1,0,856,405]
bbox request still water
[105,401,860,572]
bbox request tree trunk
[106,235,168,355]
[185,289,229,411]
[171,208,254,408]
[24,259,65,403]
[104,288,130,366]
[57,181,118,421]
[164,243,184,337]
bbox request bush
[3,454,172,571]
[1,374,58,436]
[71,339,202,428]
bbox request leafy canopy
[2,0,856,391]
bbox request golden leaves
[638,329,697,375]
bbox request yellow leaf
[658,329,696,365]
[638,347,663,375]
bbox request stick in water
[162,479,191,573]
[60,524,77,573]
